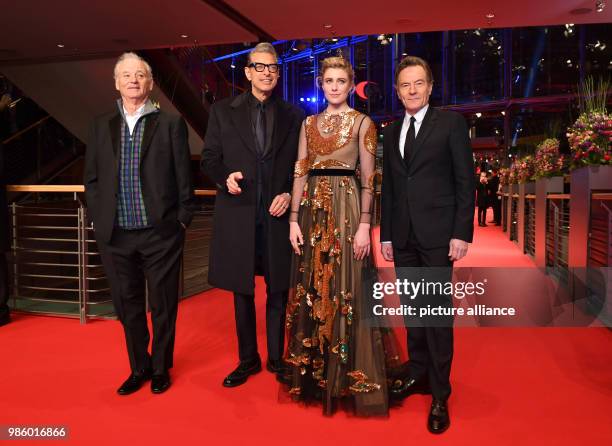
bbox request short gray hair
[113,52,153,79]
[247,42,278,64]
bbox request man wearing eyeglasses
[202,42,303,387]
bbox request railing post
[10,203,18,310]
[77,205,86,324]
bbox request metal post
[442,31,450,106]
[283,58,288,102]
[77,205,85,324]
[313,56,319,114]
[10,203,18,310]
[349,41,355,109]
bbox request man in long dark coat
[202,43,303,387]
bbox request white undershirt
[123,103,146,135]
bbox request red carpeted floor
[1,209,611,445]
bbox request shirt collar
[122,102,146,117]
[116,98,159,120]
[404,104,429,124]
[248,91,275,108]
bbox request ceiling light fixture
[596,0,606,12]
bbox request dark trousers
[393,231,454,401]
[492,198,501,223]
[98,227,184,375]
[478,206,488,225]
[0,253,9,322]
[234,216,287,363]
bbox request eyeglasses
[248,62,280,73]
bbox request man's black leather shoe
[151,373,171,394]
[223,357,262,387]
[117,369,152,395]
[266,358,287,374]
[267,359,292,385]
[389,376,431,400]
[428,399,450,434]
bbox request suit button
[407,176,412,181]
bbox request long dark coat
[201,92,303,295]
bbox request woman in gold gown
[284,56,400,416]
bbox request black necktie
[403,116,416,165]
[255,102,266,154]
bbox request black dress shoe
[117,369,152,395]
[428,399,450,434]
[267,359,291,384]
[151,373,171,394]
[389,376,431,400]
[266,358,287,374]
[223,358,262,387]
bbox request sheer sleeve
[358,116,378,225]
[289,119,310,223]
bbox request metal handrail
[7,185,217,196]
[2,116,51,145]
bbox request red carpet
[1,209,610,445]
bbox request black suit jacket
[380,106,475,249]
[201,92,303,294]
[84,107,196,244]
[0,143,9,252]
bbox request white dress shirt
[123,103,146,135]
[398,104,429,157]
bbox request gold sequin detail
[311,159,351,169]
[305,111,360,156]
[347,370,382,393]
[294,158,310,177]
[364,120,378,155]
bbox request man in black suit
[0,141,10,327]
[380,56,475,434]
[84,52,195,395]
[202,43,303,387]
[488,168,501,225]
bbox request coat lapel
[230,92,257,155]
[271,99,290,157]
[408,106,437,166]
[392,119,407,172]
[108,113,121,171]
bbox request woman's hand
[353,224,371,260]
[289,221,304,255]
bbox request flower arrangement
[567,77,611,169]
[533,138,567,178]
[499,167,511,186]
[516,155,535,183]
[567,112,612,168]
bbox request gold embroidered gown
[284,110,400,416]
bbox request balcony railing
[6,185,216,323]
